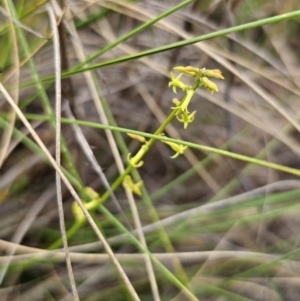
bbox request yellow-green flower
[168,72,189,93]
[123,175,143,196]
[176,110,196,129]
[127,144,149,168]
[162,140,188,158]
[127,152,144,168]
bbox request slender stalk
[47,5,79,301]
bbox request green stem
[61,10,300,78]
[23,113,300,178]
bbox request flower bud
[203,69,224,80]
[200,77,218,94]
[127,133,147,143]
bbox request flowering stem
[101,72,209,204]
[96,96,187,206]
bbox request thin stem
[24,113,300,178]
[47,4,79,301]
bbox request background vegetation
[1,0,300,300]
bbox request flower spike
[169,66,224,128]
